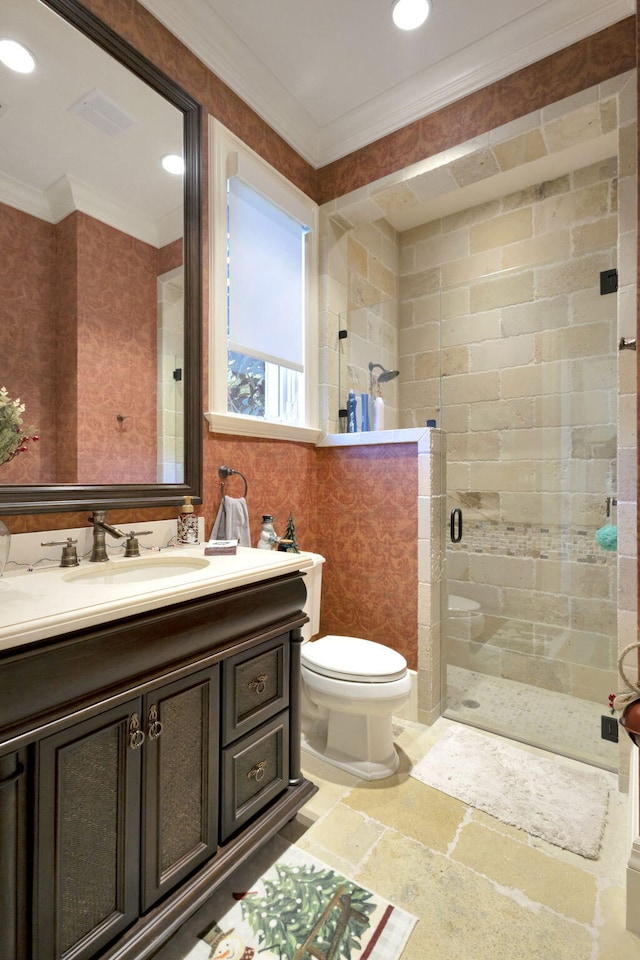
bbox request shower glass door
[440,208,619,769]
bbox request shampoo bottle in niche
[347,390,357,433]
[373,396,384,431]
[360,393,370,431]
[177,496,198,543]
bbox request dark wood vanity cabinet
[34,669,219,960]
[0,571,315,960]
[34,700,144,960]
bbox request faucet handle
[41,537,79,568]
[124,530,153,558]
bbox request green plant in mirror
[0,387,38,466]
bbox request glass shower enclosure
[438,248,619,770]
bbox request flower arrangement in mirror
[0,386,39,466]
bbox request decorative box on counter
[204,539,238,556]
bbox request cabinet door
[34,701,142,960]
[0,751,28,960]
[141,666,219,910]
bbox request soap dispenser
[177,496,198,543]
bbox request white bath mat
[411,724,613,859]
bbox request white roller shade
[227,176,307,372]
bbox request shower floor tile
[445,665,618,770]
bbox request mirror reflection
[0,0,186,488]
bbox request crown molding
[315,0,635,166]
[140,0,634,169]
[0,172,180,247]
[138,0,319,164]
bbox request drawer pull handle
[249,675,268,695]
[129,713,145,750]
[147,705,163,740]
[247,760,267,782]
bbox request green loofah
[595,524,617,551]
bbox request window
[207,120,319,442]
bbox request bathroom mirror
[0,0,202,514]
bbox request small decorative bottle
[257,515,277,550]
[177,496,198,543]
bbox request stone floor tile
[355,831,596,960]
[297,802,386,870]
[452,820,597,924]
[342,773,466,853]
[596,884,640,959]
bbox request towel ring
[218,465,248,499]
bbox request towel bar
[218,465,248,499]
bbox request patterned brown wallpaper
[0,203,56,485]
[75,214,158,484]
[315,444,419,668]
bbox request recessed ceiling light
[0,39,36,74]
[161,154,184,175]
[391,0,431,31]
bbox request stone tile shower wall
[319,74,637,731]
[321,218,400,433]
[399,157,619,705]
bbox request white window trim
[206,117,320,443]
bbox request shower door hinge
[600,269,618,295]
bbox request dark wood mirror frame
[0,0,202,515]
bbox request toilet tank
[301,553,325,641]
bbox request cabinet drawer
[221,634,289,745]
[220,712,289,842]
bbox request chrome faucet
[88,511,126,562]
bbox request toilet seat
[448,594,481,615]
[301,635,407,683]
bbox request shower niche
[338,301,400,433]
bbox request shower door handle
[450,508,463,543]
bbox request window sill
[205,411,322,444]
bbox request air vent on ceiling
[68,89,137,137]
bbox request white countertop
[0,545,314,653]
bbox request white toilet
[447,593,484,641]
[300,554,411,780]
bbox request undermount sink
[63,556,210,585]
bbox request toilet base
[301,733,400,780]
[301,709,401,781]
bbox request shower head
[369,361,400,383]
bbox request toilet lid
[301,635,407,683]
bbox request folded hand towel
[210,496,251,547]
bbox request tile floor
[160,717,638,960]
[445,666,619,770]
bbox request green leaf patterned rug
[187,837,416,960]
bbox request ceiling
[0,0,184,245]
[139,0,634,168]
